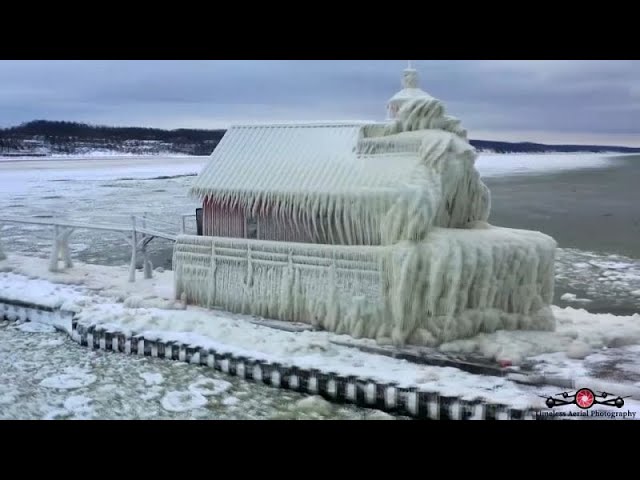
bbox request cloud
[0,60,638,145]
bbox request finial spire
[387,60,429,119]
[402,61,419,89]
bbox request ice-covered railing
[83,213,183,238]
[173,235,384,327]
[0,211,187,282]
[0,211,182,238]
[174,225,556,347]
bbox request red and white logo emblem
[542,387,626,409]
[575,388,595,409]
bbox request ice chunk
[139,372,164,386]
[16,322,57,333]
[293,396,332,416]
[561,293,593,304]
[221,396,240,406]
[40,371,97,390]
[63,395,94,418]
[188,378,232,397]
[367,410,396,420]
[160,391,208,412]
[566,341,592,359]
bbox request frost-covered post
[49,225,61,272]
[142,214,153,280]
[129,216,137,283]
[61,228,74,269]
[48,225,74,272]
[0,224,5,261]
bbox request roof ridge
[229,120,387,128]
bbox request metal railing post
[0,223,5,261]
[128,216,137,283]
[48,224,60,273]
[142,213,152,279]
[61,228,74,269]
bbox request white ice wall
[383,225,556,346]
[174,224,556,347]
[173,236,387,336]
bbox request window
[195,208,203,236]
[246,215,258,239]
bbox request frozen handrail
[0,214,179,241]
[0,213,183,281]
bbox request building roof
[190,121,424,203]
[189,64,486,246]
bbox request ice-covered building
[173,63,557,346]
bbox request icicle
[207,242,217,308]
[278,250,294,321]
[245,244,254,288]
[292,266,303,321]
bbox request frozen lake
[0,320,383,420]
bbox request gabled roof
[190,121,423,202]
[188,93,487,246]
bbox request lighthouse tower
[386,61,433,120]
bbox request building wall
[202,198,245,238]
[202,199,318,244]
[256,210,316,244]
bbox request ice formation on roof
[177,62,557,346]
[190,87,488,247]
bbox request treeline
[469,140,640,154]
[0,120,226,156]
[2,120,639,156]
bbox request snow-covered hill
[2,120,640,157]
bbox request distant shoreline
[0,153,205,162]
[2,151,639,161]
[2,120,640,158]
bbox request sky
[0,60,639,146]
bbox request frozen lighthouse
[173,61,558,346]
[387,61,433,119]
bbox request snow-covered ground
[1,153,639,419]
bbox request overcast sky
[1,60,639,146]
